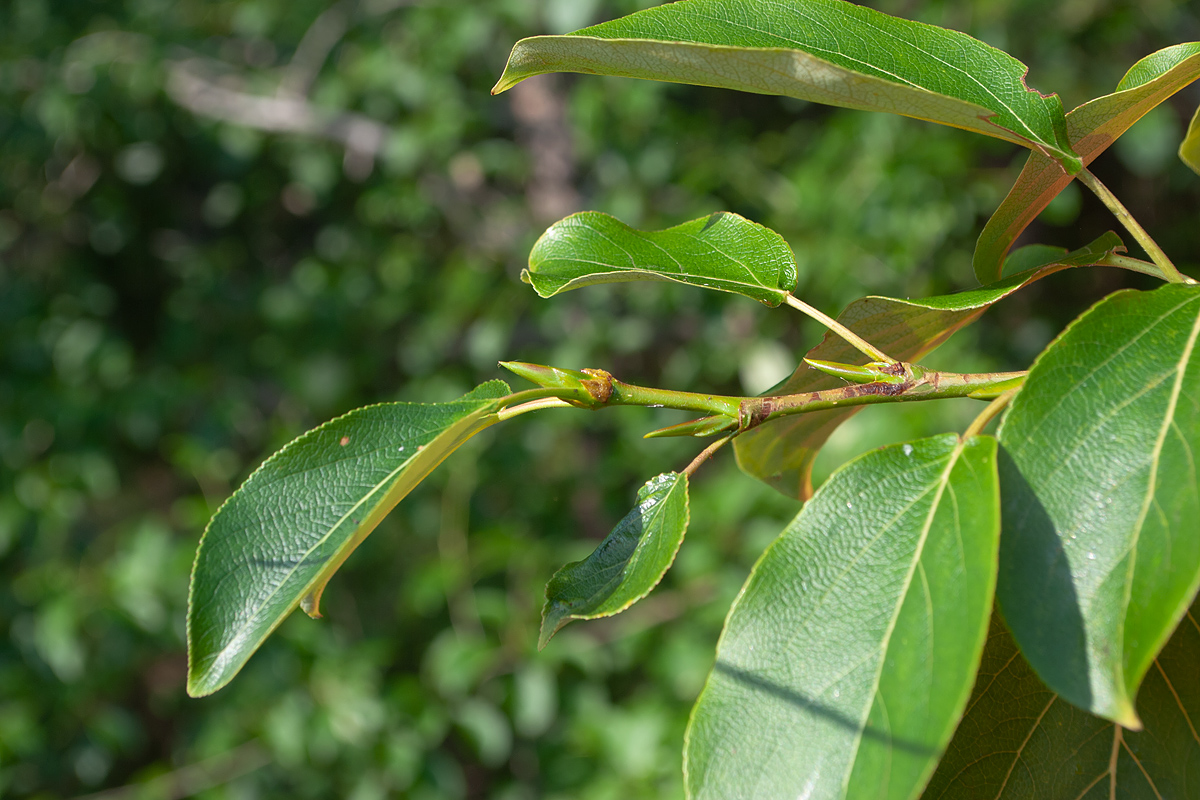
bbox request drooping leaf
[524,211,798,307]
[922,604,1200,799]
[1180,104,1200,175]
[187,381,513,697]
[974,43,1200,283]
[686,434,999,800]
[494,0,1079,169]
[540,472,689,648]
[734,234,1124,500]
[997,284,1200,726]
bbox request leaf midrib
[839,439,967,796]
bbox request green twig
[962,386,1022,440]
[784,294,897,364]
[1075,168,1188,284]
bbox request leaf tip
[537,604,571,650]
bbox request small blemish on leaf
[339,436,350,446]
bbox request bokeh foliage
[2,0,1198,797]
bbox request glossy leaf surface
[974,43,1200,282]
[687,434,999,800]
[525,211,798,307]
[734,234,1123,499]
[997,284,1200,726]
[495,0,1078,169]
[922,605,1200,799]
[187,381,513,697]
[540,472,689,648]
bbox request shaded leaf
[686,435,999,800]
[525,211,798,307]
[974,43,1200,283]
[187,381,513,697]
[540,472,689,648]
[734,234,1123,499]
[997,284,1200,726]
[922,605,1200,799]
[1180,104,1200,175]
[494,0,1078,169]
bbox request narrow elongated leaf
[734,234,1123,499]
[525,211,798,307]
[1180,104,1200,175]
[686,434,999,800]
[187,381,513,697]
[974,43,1200,283]
[540,472,689,647]
[495,0,1079,169]
[922,604,1200,799]
[997,284,1200,726]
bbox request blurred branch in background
[73,741,270,800]
[167,0,415,180]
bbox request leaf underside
[922,604,1200,799]
[686,434,999,800]
[187,381,512,697]
[997,284,1200,726]
[734,233,1124,500]
[540,472,689,648]
[974,43,1200,283]
[524,211,798,307]
[495,0,1077,168]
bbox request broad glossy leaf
[495,0,1078,169]
[540,472,689,648]
[525,211,798,307]
[187,381,512,697]
[922,605,1200,799]
[974,43,1200,283]
[997,284,1200,726]
[686,434,999,800]
[1180,104,1200,175]
[734,234,1123,500]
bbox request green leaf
[524,211,798,307]
[922,604,1200,799]
[495,0,1079,169]
[187,381,513,697]
[1180,104,1200,175]
[540,472,689,648]
[686,434,999,800]
[997,284,1200,727]
[974,43,1200,283]
[734,234,1123,499]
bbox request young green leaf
[525,211,798,307]
[494,0,1079,170]
[997,284,1200,727]
[187,381,513,697]
[686,434,999,800]
[922,605,1200,799]
[1180,104,1200,175]
[540,472,688,648]
[974,43,1200,283]
[734,234,1123,499]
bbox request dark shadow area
[995,443,1093,709]
[713,661,938,756]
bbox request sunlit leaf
[686,434,999,800]
[922,604,1200,799]
[734,234,1123,500]
[997,284,1200,726]
[525,211,798,307]
[540,472,689,648]
[974,43,1200,283]
[187,381,513,697]
[494,0,1078,169]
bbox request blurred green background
[2,0,1198,797]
